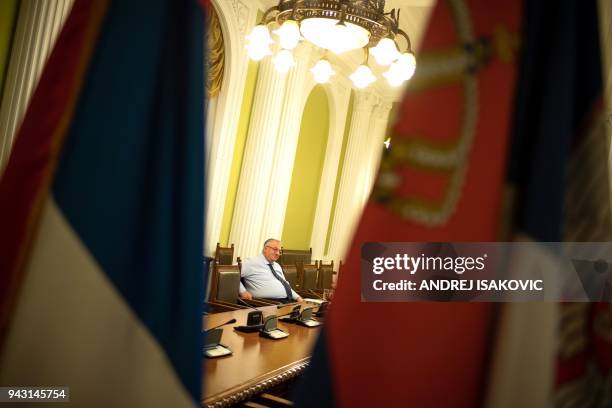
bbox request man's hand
[239,291,253,300]
[295,296,303,302]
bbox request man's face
[263,241,282,262]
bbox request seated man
[239,238,303,303]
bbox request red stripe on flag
[324,0,522,405]
[0,0,109,344]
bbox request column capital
[294,41,316,61]
[353,90,380,112]
[373,100,393,119]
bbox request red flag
[297,0,522,406]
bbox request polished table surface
[202,302,321,407]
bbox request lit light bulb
[300,18,369,54]
[395,52,417,80]
[369,38,400,66]
[383,52,416,87]
[310,59,335,83]
[382,63,405,87]
[247,46,273,61]
[349,65,376,88]
[382,70,405,87]
[328,22,370,54]
[273,20,301,50]
[245,25,274,61]
[329,22,353,54]
[273,49,296,73]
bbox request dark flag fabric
[505,0,612,406]
[0,1,206,406]
[296,0,522,406]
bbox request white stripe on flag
[485,235,558,408]
[0,197,197,408]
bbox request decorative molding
[353,89,381,112]
[230,0,250,35]
[372,100,393,120]
[202,360,310,408]
[207,8,224,98]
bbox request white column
[0,0,73,171]
[259,43,315,242]
[326,91,378,262]
[229,52,289,259]
[310,77,352,261]
[360,100,393,207]
[204,0,258,256]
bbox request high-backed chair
[207,261,244,312]
[214,242,234,265]
[279,247,312,266]
[281,264,299,291]
[317,260,334,290]
[297,262,319,297]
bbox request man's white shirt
[239,253,299,300]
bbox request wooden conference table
[202,302,321,407]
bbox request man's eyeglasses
[265,246,282,254]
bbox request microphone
[204,318,236,332]
[237,297,263,310]
[236,298,266,327]
[278,305,301,318]
[233,300,266,331]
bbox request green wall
[324,90,355,255]
[218,59,260,245]
[281,85,330,249]
[0,0,19,96]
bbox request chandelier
[245,0,417,89]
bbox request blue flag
[0,1,205,405]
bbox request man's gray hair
[263,238,280,249]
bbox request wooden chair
[281,264,299,291]
[206,261,243,312]
[317,260,334,290]
[214,242,234,265]
[278,247,312,266]
[207,261,270,312]
[295,262,320,298]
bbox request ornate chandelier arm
[362,46,370,64]
[259,5,279,26]
[396,29,414,54]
